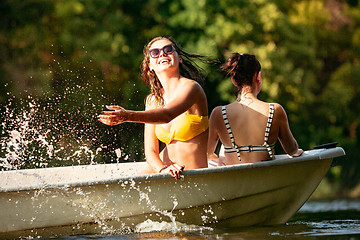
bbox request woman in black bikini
[207,53,303,165]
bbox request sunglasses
[148,44,175,58]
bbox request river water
[36,198,360,240]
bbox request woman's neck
[157,73,182,102]
[237,89,258,105]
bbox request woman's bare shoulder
[208,106,225,132]
[272,103,287,120]
[181,78,203,89]
[209,106,224,121]
[178,79,206,102]
[272,102,284,110]
[211,105,223,114]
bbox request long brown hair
[140,36,207,105]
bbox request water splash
[0,91,126,170]
[0,97,52,169]
[134,219,213,234]
[0,43,143,169]
[138,188,180,232]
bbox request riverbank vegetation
[0,0,359,197]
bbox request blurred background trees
[0,0,359,194]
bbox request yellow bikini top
[155,113,209,145]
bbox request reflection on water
[285,198,360,239]
[34,198,360,240]
[299,198,360,213]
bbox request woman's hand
[291,149,304,157]
[160,163,185,180]
[207,153,220,167]
[98,105,127,125]
[207,153,219,161]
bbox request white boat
[0,147,345,237]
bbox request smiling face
[148,39,181,74]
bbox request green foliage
[0,0,359,191]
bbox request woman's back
[215,99,279,164]
[207,53,303,166]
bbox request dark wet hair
[220,53,261,94]
[140,36,207,105]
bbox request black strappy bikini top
[221,103,275,161]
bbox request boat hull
[0,147,345,236]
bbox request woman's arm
[144,124,164,172]
[98,80,204,125]
[207,106,222,161]
[276,104,303,157]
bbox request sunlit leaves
[168,0,208,29]
[54,0,84,18]
[289,0,330,27]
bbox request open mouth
[159,59,170,64]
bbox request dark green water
[39,198,360,240]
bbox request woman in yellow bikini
[98,36,209,179]
[208,53,303,166]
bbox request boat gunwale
[0,147,345,192]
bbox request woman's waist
[166,154,207,170]
[166,138,207,152]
